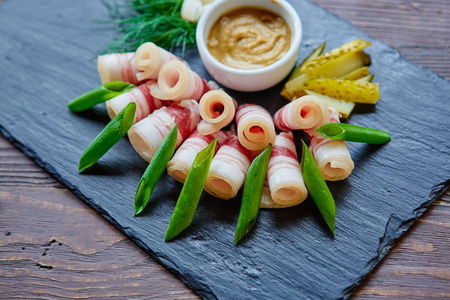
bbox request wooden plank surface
[1,0,449,298]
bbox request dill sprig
[102,0,197,55]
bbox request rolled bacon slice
[235,104,276,151]
[105,80,171,124]
[204,132,253,200]
[134,42,180,82]
[167,129,229,183]
[273,95,329,138]
[309,107,354,181]
[128,100,200,162]
[260,180,290,209]
[97,52,140,85]
[268,132,308,206]
[150,60,209,101]
[197,90,237,135]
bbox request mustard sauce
[207,7,292,70]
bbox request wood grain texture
[0,0,449,299]
[0,140,198,299]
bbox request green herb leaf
[288,42,326,81]
[234,144,272,245]
[68,81,136,112]
[78,102,136,171]
[134,124,178,216]
[102,0,197,55]
[301,140,336,235]
[317,123,391,144]
[165,138,217,241]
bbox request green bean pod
[317,123,391,144]
[165,138,217,242]
[78,102,135,171]
[234,144,273,245]
[134,124,178,216]
[301,140,336,235]
[68,81,136,112]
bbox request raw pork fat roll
[106,81,171,124]
[150,60,209,101]
[204,133,253,199]
[309,107,354,181]
[235,104,276,151]
[128,100,200,162]
[135,42,181,81]
[97,52,140,85]
[274,95,329,137]
[167,129,229,183]
[268,132,308,206]
[197,90,237,135]
[260,180,291,209]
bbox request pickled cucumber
[303,79,380,104]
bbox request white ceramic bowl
[196,0,302,92]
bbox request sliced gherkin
[303,79,380,104]
[341,66,371,80]
[303,40,372,72]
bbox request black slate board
[1,0,449,299]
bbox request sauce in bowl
[207,7,292,70]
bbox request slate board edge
[2,124,449,300]
[340,179,450,299]
[0,126,217,299]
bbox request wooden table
[1,0,449,298]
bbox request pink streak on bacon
[169,101,200,141]
[271,141,297,160]
[273,95,329,136]
[267,132,308,206]
[273,107,291,132]
[167,129,229,183]
[204,133,253,199]
[235,104,276,151]
[105,81,171,124]
[97,52,141,85]
[128,100,200,162]
[328,107,340,124]
[119,54,137,85]
[135,42,182,81]
[308,107,354,181]
[138,84,171,115]
[150,60,209,102]
[221,134,253,162]
[192,77,210,101]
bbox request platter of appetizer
[0,0,449,299]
